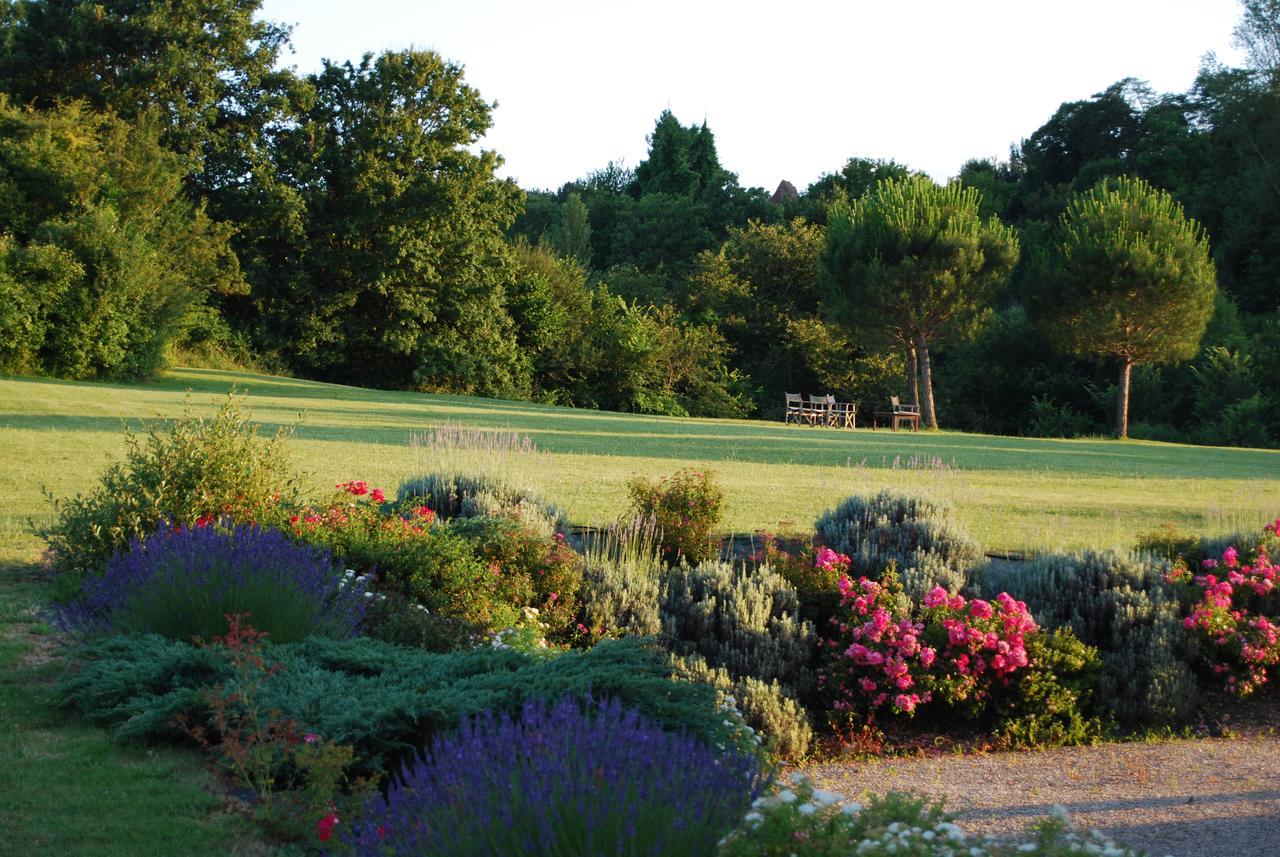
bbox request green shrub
[992,628,1105,748]
[661,560,815,697]
[628,468,725,566]
[362,590,483,652]
[447,515,582,636]
[575,517,666,641]
[995,549,1197,724]
[814,491,982,602]
[60,635,731,779]
[1135,522,1201,563]
[673,653,812,760]
[397,472,568,538]
[1025,394,1096,438]
[759,535,843,633]
[44,395,299,576]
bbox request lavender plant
[340,695,767,857]
[57,523,367,643]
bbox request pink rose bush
[1172,518,1280,695]
[819,556,1038,724]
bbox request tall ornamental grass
[341,696,766,857]
[57,523,367,643]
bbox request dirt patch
[804,735,1280,857]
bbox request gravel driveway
[803,736,1280,857]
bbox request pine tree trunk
[906,343,919,411]
[1115,357,1133,439]
[915,332,938,429]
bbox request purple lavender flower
[57,523,367,643]
[339,695,766,857]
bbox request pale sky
[259,0,1247,192]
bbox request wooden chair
[804,394,833,427]
[873,396,921,431]
[831,400,856,429]
[783,392,804,425]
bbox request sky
[258,0,1248,193]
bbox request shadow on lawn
[5,368,1279,477]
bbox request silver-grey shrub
[577,518,665,638]
[660,560,815,697]
[995,549,1197,724]
[673,653,813,760]
[814,491,983,601]
[397,472,569,538]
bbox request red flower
[338,480,369,496]
[317,812,339,842]
[371,488,386,504]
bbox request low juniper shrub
[340,696,767,857]
[60,635,736,779]
[57,522,366,643]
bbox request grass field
[2,366,1278,561]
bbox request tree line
[0,0,1276,445]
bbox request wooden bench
[872,396,921,431]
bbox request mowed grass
[0,559,264,856]
[2,366,1279,558]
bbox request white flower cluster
[715,694,763,753]
[720,775,1144,857]
[339,569,387,602]
[482,607,551,652]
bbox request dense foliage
[44,395,298,576]
[57,523,366,643]
[0,2,1276,444]
[340,696,766,856]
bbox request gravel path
[803,736,1280,857]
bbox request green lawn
[0,562,265,856]
[2,366,1278,558]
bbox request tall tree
[248,49,528,394]
[1234,0,1280,73]
[0,0,292,168]
[1030,176,1217,438]
[820,176,1019,428]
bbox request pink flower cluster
[819,570,1038,723]
[815,547,852,573]
[1182,522,1280,695]
[821,575,934,715]
[923,586,1035,702]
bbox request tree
[549,192,592,263]
[242,49,528,394]
[1233,0,1280,73]
[0,99,241,379]
[1030,176,1217,438]
[820,176,1019,428]
[0,0,292,167]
